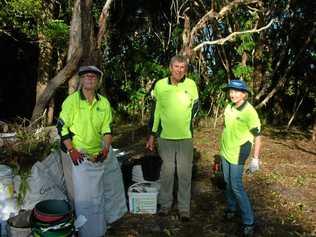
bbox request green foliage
[17,171,30,206]
[125,61,168,119]
[7,0,41,15]
[236,33,256,55]
[134,61,168,79]
[0,0,42,37]
[118,88,146,119]
[197,69,228,117]
[0,120,59,205]
[171,26,183,51]
[1,0,314,129]
[40,19,69,46]
[0,0,70,46]
[232,63,254,81]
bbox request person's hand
[68,148,84,165]
[146,135,155,151]
[95,147,109,162]
[248,157,260,173]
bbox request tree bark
[35,0,55,124]
[31,0,114,122]
[97,0,114,49]
[81,0,98,66]
[67,0,81,94]
[31,48,82,122]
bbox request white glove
[248,157,260,173]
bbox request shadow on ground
[107,123,316,237]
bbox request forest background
[0,1,316,236]
[0,0,315,136]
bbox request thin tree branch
[0,29,19,41]
[97,0,114,49]
[287,97,303,129]
[31,48,82,121]
[255,27,314,109]
[193,19,274,51]
[190,0,261,44]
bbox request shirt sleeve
[57,96,74,140]
[248,108,261,136]
[150,85,161,134]
[192,81,199,101]
[191,81,199,119]
[101,100,112,135]
[151,101,161,134]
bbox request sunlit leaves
[232,63,254,81]
[0,0,42,37]
[40,19,69,46]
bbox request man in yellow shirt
[146,55,199,221]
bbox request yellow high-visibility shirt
[58,90,112,156]
[152,77,199,139]
[220,101,261,164]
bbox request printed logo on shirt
[96,107,106,112]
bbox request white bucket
[128,182,159,214]
[0,165,14,201]
[6,225,31,237]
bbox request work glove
[247,157,260,173]
[94,147,109,162]
[69,148,84,166]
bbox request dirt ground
[107,120,316,237]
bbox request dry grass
[108,120,316,237]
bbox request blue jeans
[221,157,254,225]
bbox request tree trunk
[31,48,82,122]
[34,0,55,124]
[47,98,55,125]
[181,15,193,58]
[81,0,98,66]
[67,0,81,94]
[36,40,53,101]
[31,0,114,122]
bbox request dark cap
[224,80,251,94]
[78,66,102,77]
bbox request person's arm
[62,138,84,165]
[98,100,113,160]
[248,111,261,172]
[146,135,155,151]
[253,135,261,159]
[146,83,161,151]
[191,80,199,119]
[63,138,74,152]
[103,134,112,150]
[56,96,75,152]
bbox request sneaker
[243,224,255,237]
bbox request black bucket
[31,200,74,237]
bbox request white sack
[21,150,67,210]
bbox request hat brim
[78,70,102,77]
[223,85,252,94]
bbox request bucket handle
[128,181,157,193]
